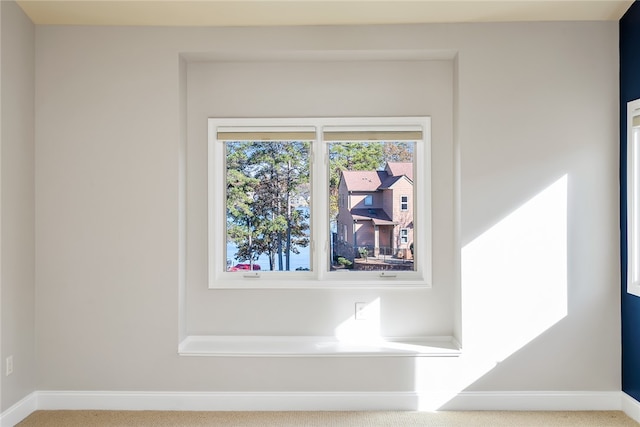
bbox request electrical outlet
[355,302,368,320]
[6,356,13,376]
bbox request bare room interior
[2,0,640,425]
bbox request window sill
[178,335,461,357]
[208,274,432,290]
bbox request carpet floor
[15,410,640,427]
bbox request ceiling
[16,0,634,27]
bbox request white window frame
[628,99,640,297]
[400,195,409,212]
[208,117,432,289]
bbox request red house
[336,162,414,259]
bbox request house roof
[341,170,387,192]
[351,208,396,225]
[341,162,413,192]
[385,162,414,181]
[379,174,412,189]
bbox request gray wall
[186,59,454,337]
[1,0,35,411]
[32,21,619,397]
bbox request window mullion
[313,125,329,279]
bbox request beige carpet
[16,410,640,427]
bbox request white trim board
[178,335,461,357]
[1,390,627,425]
[438,391,622,411]
[0,392,37,427]
[622,392,640,424]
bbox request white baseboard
[439,391,622,411]
[622,392,640,423]
[38,390,419,412]
[1,390,627,426]
[34,390,625,412]
[0,392,37,427]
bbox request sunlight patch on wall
[328,176,568,409]
[461,174,568,358]
[413,175,568,409]
[334,298,381,342]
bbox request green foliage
[337,257,353,267]
[226,138,415,270]
[226,140,310,271]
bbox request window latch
[243,272,261,279]
[379,272,397,278]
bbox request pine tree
[226,140,310,271]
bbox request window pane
[225,140,311,272]
[329,141,416,271]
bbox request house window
[628,99,640,297]
[401,195,409,211]
[400,228,409,244]
[209,117,431,288]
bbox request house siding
[387,178,414,252]
[337,163,414,258]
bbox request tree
[383,141,414,163]
[226,140,310,271]
[226,142,261,269]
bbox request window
[224,138,312,273]
[400,228,409,244]
[628,99,640,297]
[401,195,409,211]
[209,117,431,288]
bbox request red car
[228,263,261,272]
